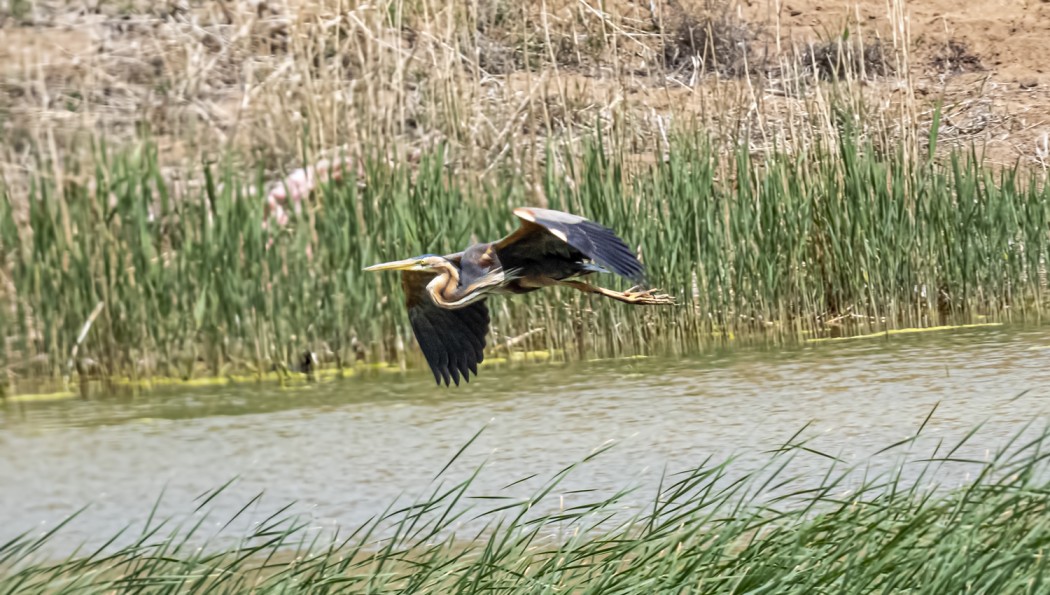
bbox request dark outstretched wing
[401,271,490,387]
[494,207,646,284]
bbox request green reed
[2,127,1049,384]
[3,419,1050,593]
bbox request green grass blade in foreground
[3,421,1050,593]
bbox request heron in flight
[364,207,674,386]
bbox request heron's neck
[425,263,479,309]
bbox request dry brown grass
[1,0,1047,200]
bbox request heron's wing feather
[401,271,490,387]
[494,207,646,283]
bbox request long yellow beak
[363,258,419,272]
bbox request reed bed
[2,124,1050,389]
[6,0,1043,391]
[3,420,1050,593]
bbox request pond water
[3,324,1050,554]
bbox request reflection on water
[3,324,1050,553]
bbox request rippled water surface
[3,324,1050,552]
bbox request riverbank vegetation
[3,126,1049,391]
[3,421,1050,593]
[3,0,1050,391]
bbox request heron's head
[363,254,450,273]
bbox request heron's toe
[622,287,675,305]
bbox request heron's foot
[560,280,675,305]
[621,286,676,305]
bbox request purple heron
[365,207,674,386]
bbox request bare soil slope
[2,0,1048,176]
[740,0,1050,163]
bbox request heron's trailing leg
[559,280,675,305]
